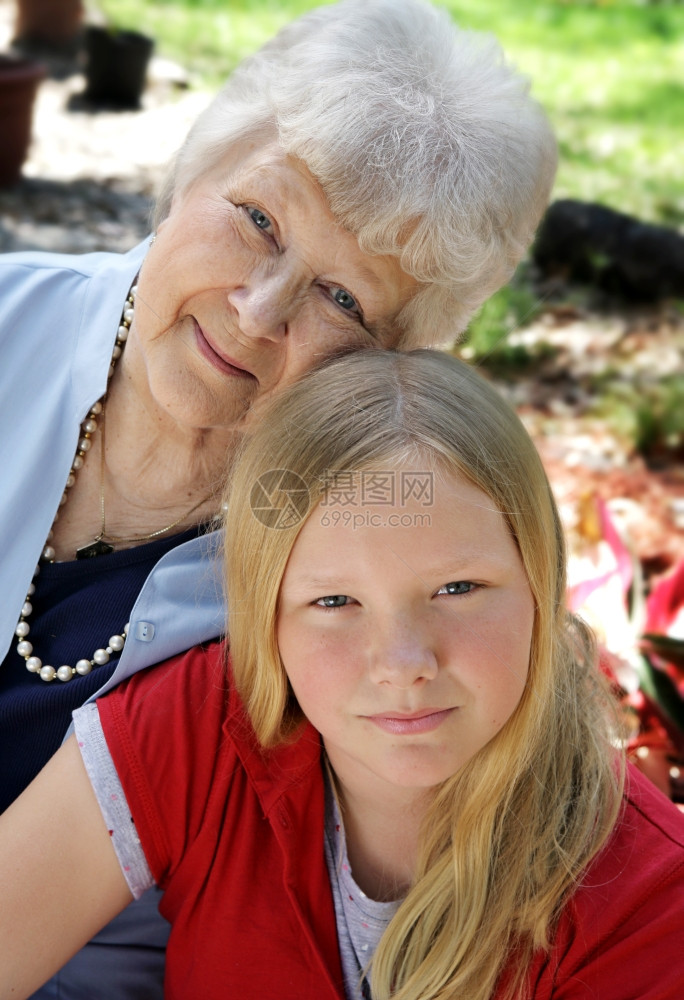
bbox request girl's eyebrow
[285,554,500,591]
[284,574,354,591]
[418,553,511,576]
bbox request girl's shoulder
[524,765,684,999]
[622,760,684,846]
[589,763,684,889]
[95,639,322,890]
[98,638,232,733]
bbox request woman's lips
[193,321,256,378]
[365,708,456,735]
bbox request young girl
[1,350,683,1000]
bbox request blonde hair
[156,0,557,346]
[224,350,623,1000]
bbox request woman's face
[128,140,418,434]
[277,464,535,805]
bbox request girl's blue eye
[247,207,272,231]
[316,595,350,608]
[440,581,475,596]
[332,287,358,312]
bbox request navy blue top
[0,528,200,812]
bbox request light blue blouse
[0,239,226,698]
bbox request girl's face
[277,464,535,804]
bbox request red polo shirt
[98,641,684,999]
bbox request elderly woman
[0,0,556,996]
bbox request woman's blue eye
[317,595,350,608]
[332,287,358,312]
[248,207,272,231]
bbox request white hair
[156,0,557,345]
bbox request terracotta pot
[0,55,46,187]
[14,0,83,52]
[83,26,154,109]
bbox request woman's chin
[148,371,256,438]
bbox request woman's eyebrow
[349,261,384,292]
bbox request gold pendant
[76,537,114,559]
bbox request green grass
[90,1,331,85]
[590,375,684,458]
[92,0,684,228]
[456,271,547,366]
[439,0,684,226]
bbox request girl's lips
[365,708,456,735]
[193,321,256,378]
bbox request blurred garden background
[2,0,683,796]
[103,0,684,225]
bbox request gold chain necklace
[75,396,215,557]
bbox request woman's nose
[227,272,297,343]
[368,621,439,688]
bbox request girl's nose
[367,619,439,688]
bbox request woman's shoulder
[0,239,150,281]
[0,240,151,354]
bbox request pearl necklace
[14,286,136,683]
